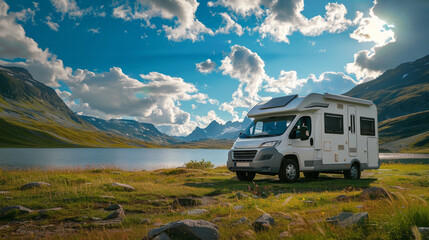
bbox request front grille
[232,150,257,162]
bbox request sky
[0,0,428,136]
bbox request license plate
[236,162,250,167]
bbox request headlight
[259,140,281,148]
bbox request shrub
[185,159,214,169]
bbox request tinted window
[325,113,343,134]
[360,117,375,136]
[289,116,312,139]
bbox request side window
[360,117,375,136]
[254,121,263,135]
[289,116,311,139]
[325,113,344,134]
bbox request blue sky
[1,0,428,135]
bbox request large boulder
[327,212,368,227]
[20,182,51,190]
[145,219,219,240]
[252,214,275,231]
[359,187,390,200]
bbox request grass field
[0,163,428,239]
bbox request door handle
[310,138,314,146]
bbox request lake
[0,148,428,170]
[0,148,229,170]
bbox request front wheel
[279,159,300,183]
[236,171,256,181]
[344,163,361,180]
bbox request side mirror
[238,132,242,137]
[300,126,309,141]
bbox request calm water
[0,148,229,170]
[0,149,427,170]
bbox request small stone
[234,205,244,211]
[38,207,62,213]
[141,218,151,224]
[235,192,248,199]
[175,197,201,207]
[234,217,249,225]
[90,217,102,221]
[0,205,33,215]
[105,204,122,210]
[0,191,10,194]
[20,182,51,190]
[335,195,350,202]
[101,195,115,199]
[111,183,135,191]
[187,209,209,215]
[105,208,125,220]
[279,231,292,238]
[211,217,223,223]
[252,214,275,231]
[360,187,390,200]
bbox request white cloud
[112,0,213,42]
[0,1,71,87]
[264,70,307,94]
[88,27,100,34]
[344,0,427,82]
[209,0,264,17]
[196,59,216,74]
[191,104,197,109]
[195,110,226,127]
[256,0,355,43]
[50,0,83,17]
[45,16,59,31]
[215,12,244,36]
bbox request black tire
[236,171,256,181]
[304,172,319,179]
[344,163,361,180]
[279,159,300,183]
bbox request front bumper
[227,147,283,174]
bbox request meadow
[0,162,428,239]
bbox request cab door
[289,116,315,164]
[347,106,357,157]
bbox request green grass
[1,163,428,239]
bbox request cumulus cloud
[50,0,83,17]
[346,0,428,82]
[209,0,264,17]
[112,0,213,42]
[256,0,356,43]
[196,59,216,74]
[215,12,244,36]
[196,110,226,126]
[45,16,59,31]
[0,0,71,87]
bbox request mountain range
[1,54,428,152]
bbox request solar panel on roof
[259,94,298,110]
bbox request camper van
[227,93,379,183]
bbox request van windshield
[240,116,295,138]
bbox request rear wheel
[344,163,361,180]
[236,171,256,181]
[304,172,319,179]
[279,159,299,183]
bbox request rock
[90,217,102,221]
[252,195,259,199]
[360,187,390,200]
[0,205,33,215]
[101,195,115,199]
[111,183,135,191]
[0,191,10,194]
[20,182,51,190]
[303,200,315,204]
[105,204,122,210]
[38,207,62,213]
[335,195,350,202]
[153,233,172,240]
[211,217,223,223]
[327,212,368,227]
[279,231,292,238]
[105,208,125,220]
[141,218,151,224]
[187,209,209,215]
[234,205,244,211]
[390,186,408,190]
[240,230,256,239]
[252,214,275,231]
[234,217,249,225]
[235,192,248,199]
[146,219,219,240]
[418,227,429,238]
[356,205,363,209]
[175,198,201,207]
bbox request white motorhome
[227,93,379,182]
